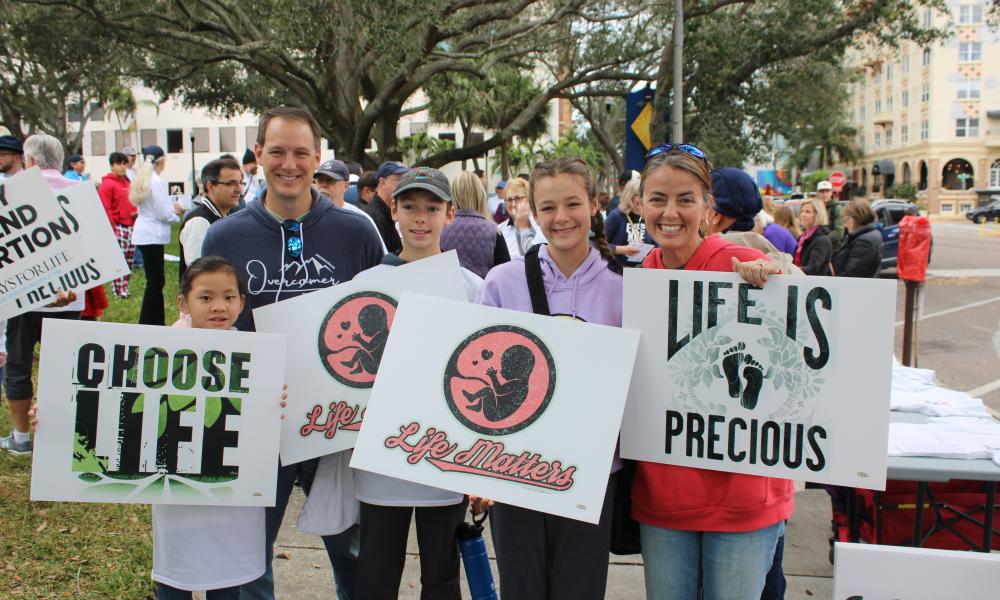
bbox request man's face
[111,161,128,178]
[817,189,833,204]
[0,151,22,175]
[126,155,136,168]
[360,186,376,204]
[244,161,258,176]
[496,187,506,200]
[378,173,402,200]
[206,167,243,211]
[314,175,348,202]
[72,160,85,174]
[255,117,320,204]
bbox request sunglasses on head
[645,143,708,163]
[283,220,302,259]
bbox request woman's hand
[28,404,38,433]
[617,245,640,256]
[279,384,288,420]
[732,257,781,287]
[172,201,186,216]
[468,495,495,515]
[46,289,77,308]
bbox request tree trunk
[500,139,510,180]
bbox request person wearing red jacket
[98,152,137,297]
[633,143,788,600]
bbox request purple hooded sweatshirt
[476,244,622,326]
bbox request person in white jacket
[497,177,546,257]
[130,145,184,325]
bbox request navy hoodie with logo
[202,188,384,331]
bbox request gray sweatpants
[490,473,617,600]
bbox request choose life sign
[0,181,129,318]
[31,321,286,506]
[253,251,469,464]
[0,168,89,309]
[352,293,640,524]
[621,270,895,489]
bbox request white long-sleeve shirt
[132,172,179,245]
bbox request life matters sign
[31,321,286,506]
[0,168,89,308]
[833,543,1000,599]
[351,293,640,524]
[253,251,469,464]
[0,182,129,318]
[621,270,895,489]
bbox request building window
[90,131,106,156]
[920,120,929,140]
[901,124,909,144]
[875,70,882,84]
[921,82,930,102]
[990,159,1000,188]
[943,158,974,190]
[192,127,209,153]
[923,8,932,28]
[860,105,866,121]
[957,78,981,99]
[902,89,909,107]
[959,42,982,62]
[410,121,429,134]
[874,131,881,149]
[886,63,893,81]
[244,127,257,151]
[955,117,980,137]
[875,98,882,113]
[114,130,131,152]
[941,203,954,214]
[166,129,183,153]
[140,129,157,148]
[959,202,974,213]
[959,4,983,24]
[901,55,909,74]
[887,95,894,111]
[886,127,893,147]
[219,127,236,153]
[922,48,931,66]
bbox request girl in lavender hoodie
[474,157,622,600]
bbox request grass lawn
[0,232,182,599]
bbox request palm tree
[787,121,860,172]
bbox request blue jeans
[760,534,786,600]
[640,521,784,600]
[239,458,359,600]
[157,583,239,599]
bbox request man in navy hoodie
[202,106,383,600]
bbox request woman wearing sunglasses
[633,144,791,600]
[498,177,547,257]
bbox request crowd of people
[0,105,888,600]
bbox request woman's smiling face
[641,164,708,260]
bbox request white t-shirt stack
[353,261,482,507]
[151,504,265,591]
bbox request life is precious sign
[253,251,469,465]
[0,168,89,307]
[31,320,287,506]
[0,182,129,318]
[833,543,1000,599]
[620,270,896,489]
[351,293,640,524]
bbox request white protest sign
[621,270,895,489]
[252,251,469,464]
[31,320,286,506]
[833,542,1000,599]
[351,293,640,524]
[0,168,90,307]
[170,194,193,212]
[0,182,129,318]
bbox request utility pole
[671,0,684,143]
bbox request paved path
[271,487,834,599]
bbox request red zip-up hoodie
[98,173,136,226]
[632,234,795,532]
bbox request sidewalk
[271,488,834,599]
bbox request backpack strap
[523,244,550,316]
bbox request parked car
[965,201,1000,223]
[871,199,931,271]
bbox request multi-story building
[843,1,1000,215]
[67,86,566,195]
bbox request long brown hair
[529,157,618,269]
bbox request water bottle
[457,510,498,600]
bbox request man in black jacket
[361,161,408,253]
[179,157,243,277]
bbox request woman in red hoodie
[633,144,789,600]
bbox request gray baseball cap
[392,167,452,202]
[315,159,349,181]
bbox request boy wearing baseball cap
[351,166,481,597]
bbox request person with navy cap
[0,135,24,179]
[63,154,88,182]
[240,147,263,205]
[361,161,408,253]
[314,159,386,252]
